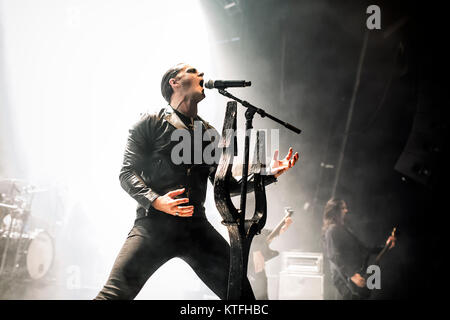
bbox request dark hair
[160,63,187,104]
[322,198,346,234]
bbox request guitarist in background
[321,198,396,300]
[248,210,293,300]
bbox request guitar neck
[266,209,294,243]
[374,227,397,264]
[375,245,389,264]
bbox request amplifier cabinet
[278,271,324,300]
[281,251,323,274]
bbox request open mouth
[199,79,204,87]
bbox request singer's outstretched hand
[270,147,299,178]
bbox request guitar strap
[343,225,370,252]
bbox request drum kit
[0,179,54,286]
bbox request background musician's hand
[386,235,396,249]
[253,250,266,273]
[152,188,194,217]
[279,216,293,235]
[350,273,366,288]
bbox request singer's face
[175,65,205,102]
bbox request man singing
[95,63,299,300]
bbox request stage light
[0,0,218,299]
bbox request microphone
[204,79,251,89]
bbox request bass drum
[25,230,54,280]
[0,229,54,280]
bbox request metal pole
[331,31,370,198]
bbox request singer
[94,63,299,300]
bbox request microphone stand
[217,88,301,218]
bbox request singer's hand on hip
[152,188,194,217]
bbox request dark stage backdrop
[201,0,445,299]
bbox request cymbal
[0,203,18,210]
[0,179,22,193]
[23,187,47,194]
[0,179,46,194]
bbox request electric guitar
[258,207,295,262]
[349,226,398,299]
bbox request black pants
[95,213,254,300]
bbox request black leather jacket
[119,106,277,220]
